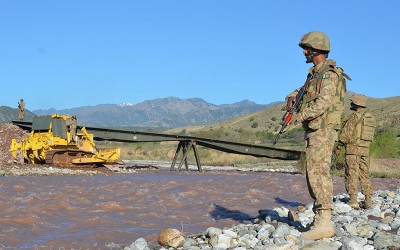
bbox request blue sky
[1,1,399,111]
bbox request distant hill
[30,97,269,128]
[173,95,400,146]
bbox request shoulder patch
[322,73,330,79]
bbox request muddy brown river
[1,168,399,249]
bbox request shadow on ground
[210,204,255,223]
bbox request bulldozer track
[44,149,114,173]
[45,149,96,167]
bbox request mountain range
[14,97,272,128]
[3,95,398,134]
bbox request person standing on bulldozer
[18,98,25,121]
[335,94,376,209]
[69,116,77,143]
[284,31,349,240]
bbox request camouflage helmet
[299,31,330,52]
[350,94,367,108]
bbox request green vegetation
[251,122,258,128]
[371,129,400,158]
[330,168,346,177]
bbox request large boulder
[157,228,185,248]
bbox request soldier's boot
[304,209,320,229]
[348,194,360,209]
[364,195,372,209]
[302,210,335,240]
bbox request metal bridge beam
[12,121,303,171]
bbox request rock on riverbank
[124,190,400,250]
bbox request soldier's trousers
[345,154,372,197]
[305,128,336,211]
[19,111,24,121]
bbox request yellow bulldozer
[10,114,122,167]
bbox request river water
[1,168,399,249]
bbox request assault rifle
[273,76,312,145]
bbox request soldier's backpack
[360,112,376,142]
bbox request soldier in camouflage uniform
[18,98,25,121]
[285,31,349,240]
[70,116,77,143]
[336,94,376,209]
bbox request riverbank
[126,190,400,250]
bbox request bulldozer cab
[32,115,68,140]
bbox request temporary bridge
[12,120,302,172]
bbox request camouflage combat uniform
[296,60,346,211]
[18,99,25,121]
[69,116,77,143]
[338,99,376,206]
[289,31,350,240]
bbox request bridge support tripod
[170,140,202,172]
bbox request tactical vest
[357,110,376,146]
[346,109,376,155]
[301,60,349,130]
